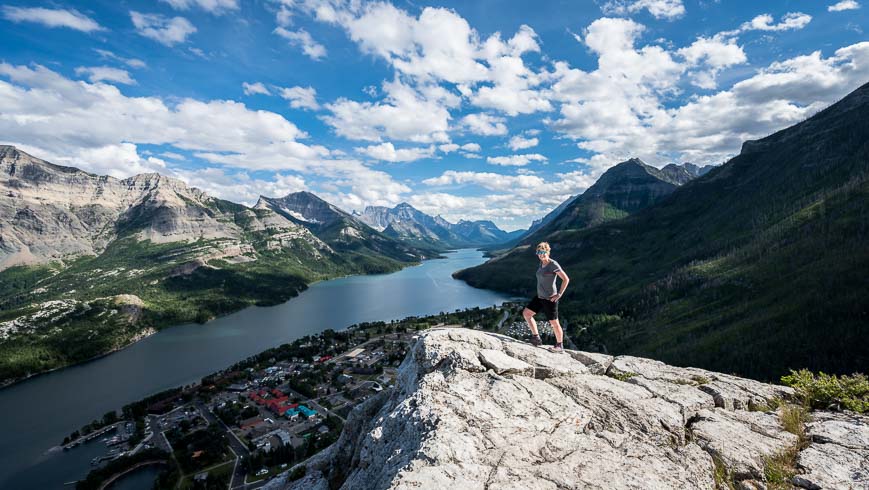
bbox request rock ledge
[267,328,868,490]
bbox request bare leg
[522,308,539,336]
[550,319,564,344]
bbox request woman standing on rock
[523,241,570,352]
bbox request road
[194,401,264,489]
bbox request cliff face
[270,328,868,490]
[0,145,323,269]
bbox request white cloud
[423,170,545,191]
[439,142,481,153]
[75,66,136,85]
[243,82,271,96]
[829,1,861,11]
[508,135,539,150]
[678,36,747,89]
[94,49,147,69]
[174,167,306,205]
[1,6,103,32]
[742,12,812,32]
[130,11,196,46]
[601,0,686,20]
[273,27,327,60]
[76,143,168,178]
[287,2,552,117]
[159,0,239,14]
[487,153,547,166]
[279,86,320,110]
[460,113,508,136]
[355,142,435,162]
[549,39,869,169]
[323,79,451,143]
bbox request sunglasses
[536,250,547,255]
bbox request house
[297,405,316,418]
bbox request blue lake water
[0,249,512,489]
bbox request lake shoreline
[0,257,440,390]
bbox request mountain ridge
[355,201,520,248]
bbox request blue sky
[1,0,867,230]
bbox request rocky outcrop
[268,328,868,490]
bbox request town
[69,305,516,489]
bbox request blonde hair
[536,242,551,253]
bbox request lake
[0,249,513,489]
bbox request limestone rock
[270,328,857,490]
[0,145,321,270]
[478,349,533,375]
[689,408,798,480]
[793,411,869,489]
[566,350,613,375]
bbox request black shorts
[525,296,558,321]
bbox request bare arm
[551,269,570,300]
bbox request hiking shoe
[530,335,542,347]
[549,343,564,353]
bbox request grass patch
[711,454,736,490]
[763,448,799,490]
[762,403,810,490]
[781,369,869,413]
[779,404,810,442]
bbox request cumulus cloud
[243,82,271,96]
[460,113,508,136]
[601,0,686,20]
[487,153,547,166]
[508,135,539,150]
[438,142,481,153]
[74,66,136,85]
[0,62,421,214]
[740,12,812,32]
[407,165,599,229]
[828,1,861,11]
[423,170,545,191]
[173,167,306,205]
[549,39,869,169]
[1,6,104,32]
[130,11,196,46]
[355,142,435,162]
[159,0,239,14]
[285,2,551,118]
[273,27,327,60]
[678,36,747,89]
[323,79,451,143]
[279,86,320,110]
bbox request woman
[523,242,570,352]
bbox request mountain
[526,194,579,236]
[519,158,686,246]
[355,202,518,248]
[455,81,869,381]
[255,192,432,265]
[269,328,867,490]
[452,219,522,245]
[661,162,716,184]
[0,146,426,385]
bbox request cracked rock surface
[264,328,869,490]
